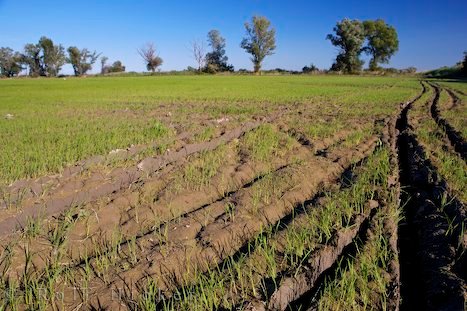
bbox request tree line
[0,16,431,77]
[0,37,125,77]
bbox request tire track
[397,88,466,311]
[70,136,380,310]
[427,82,466,161]
[127,146,381,311]
[266,201,380,311]
[255,87,428,311]
[0,121,265,236]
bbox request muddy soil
[0,83,465,310]
[397,83,466,311]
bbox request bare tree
[190,40,206,72]
[137,43,163,72]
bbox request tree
[102,60,126,74]
[400,67,417,74]
[38,37,66,76]
[137,43,163,72]
[23,43,42,76]
[462,51,467,75]
[327,19,365,73]
[100,56,108,74]
[240,16,276,74]
[0,47,23,77]
[190,40,206,73]
[110,61,125,73]
[205,30,233,73]
[22,36,65,76]
[302,64,319,73]
[363,19,399,71]
[67,47,100,76]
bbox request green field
[0,75,419,183]
[0,75,465,311]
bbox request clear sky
[0,0,466,74]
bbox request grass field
[0,75,465,310]
[0,76,417,183]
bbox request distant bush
[102,61,125,74]
[424,66,461,78]
[400,67,417,74]
[423,52,466,78]
[237,69,251,74]
[302,64,320,74]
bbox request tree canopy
[23,36,65,76]
[137,43,163,72]
[39,37,66,76]
[0,47,23,77]
[102,60,126,74]
[240,16,276,73]
[67,47,100,76]
[363,19,399,71]
[205,30,233,72]
[327,19,399,73]
[327,19,366,73]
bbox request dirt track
[398,82,466,311]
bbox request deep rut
[397,85,466,310]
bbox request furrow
[0,121,264,236]
[75,138,380,309]
[397,90,466,311]
[427,82,466,160]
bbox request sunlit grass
[0,75,420,183]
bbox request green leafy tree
[38,37,66,76]
[240,16,276,74]
[22,37,65,76]
[327,19,365,73]
[102,60,126,74]
[363,19,399,71]
[23,43,42,76]
[109,61,125,73]
[0,47,23,77]
[67,47,100,76]
[205,30,233,72]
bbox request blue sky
[0,0,466,74]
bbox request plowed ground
[0,77,464,310]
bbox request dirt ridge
[0,121,263,236]
[77,135,380,309]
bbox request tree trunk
[254,62,261,75]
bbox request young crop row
[132,147,394,310]
[0,76,420,183]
